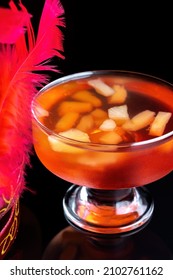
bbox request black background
[3,0,173,259]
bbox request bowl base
[63,185,154,236]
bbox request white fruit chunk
[149,111,172,136]
[122,110,155,131]
[88,78,115,96]
[48,128,90,153]
[108,105,129,125]
[108,85,127,104]
[99,119,116,131]
[35,104,49,118]
[59,128,91,142]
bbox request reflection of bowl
[43,226,173,260]
[32,70,173,190]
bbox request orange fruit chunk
[58,101,93,116]
[55,111,80,132]
[37,81,89,110]
[108,85,127,104]
[90,131,122,144]
[76,114,94,132]
[91,108,108,126]
[72,90,102,107]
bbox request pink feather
[0,1,31,44]
[0,0,65,214]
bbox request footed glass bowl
[32,70,173,237]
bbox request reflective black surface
[3,0,173,260]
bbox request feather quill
[0,0,65,214]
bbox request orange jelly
[32,72,173,189]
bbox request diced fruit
[91,108,108,119]
[48,129,90,153]
[35,103,49,118]
[88,78,115,96]
[48,135,81,153]
[108,105,129,125]
[99,119,116,131]
[40,76,173,152]
[91,108,108,126]
[72,90,102,107]
[58,101,93,116]
[108,85,127,104]
[59,128,90,142]
[149,111,172,136]
[122,110,155,131]
[55,112,80,132]
[37,82,87,110]
[90,131,123,144]
[76,114,94,132]
[37,87,65,110]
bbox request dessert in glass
[31,70,173,245]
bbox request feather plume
[0,0,65,214]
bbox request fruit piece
[58,101,93,116]
[90,131,122,144]
[35,103,49,118]
[72,90,102,107]
[48,128,90,153]
[76,114,94,132]
[108,105,129,125]
[48,135,80,153]
[37,81,90,110]
[55,112,80,132]
[91,108,108,119]
[88,78,115,96]
[122,110,155,131]
[99,131,122,145]
[99,119,116,131]
[108,85,127,104]
[59,128,90,142]
[91,108,108,126]
[149,111,172,136]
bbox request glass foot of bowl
[63,185,154,236]
[43,185,155,260]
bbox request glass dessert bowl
[31,70,173,237]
